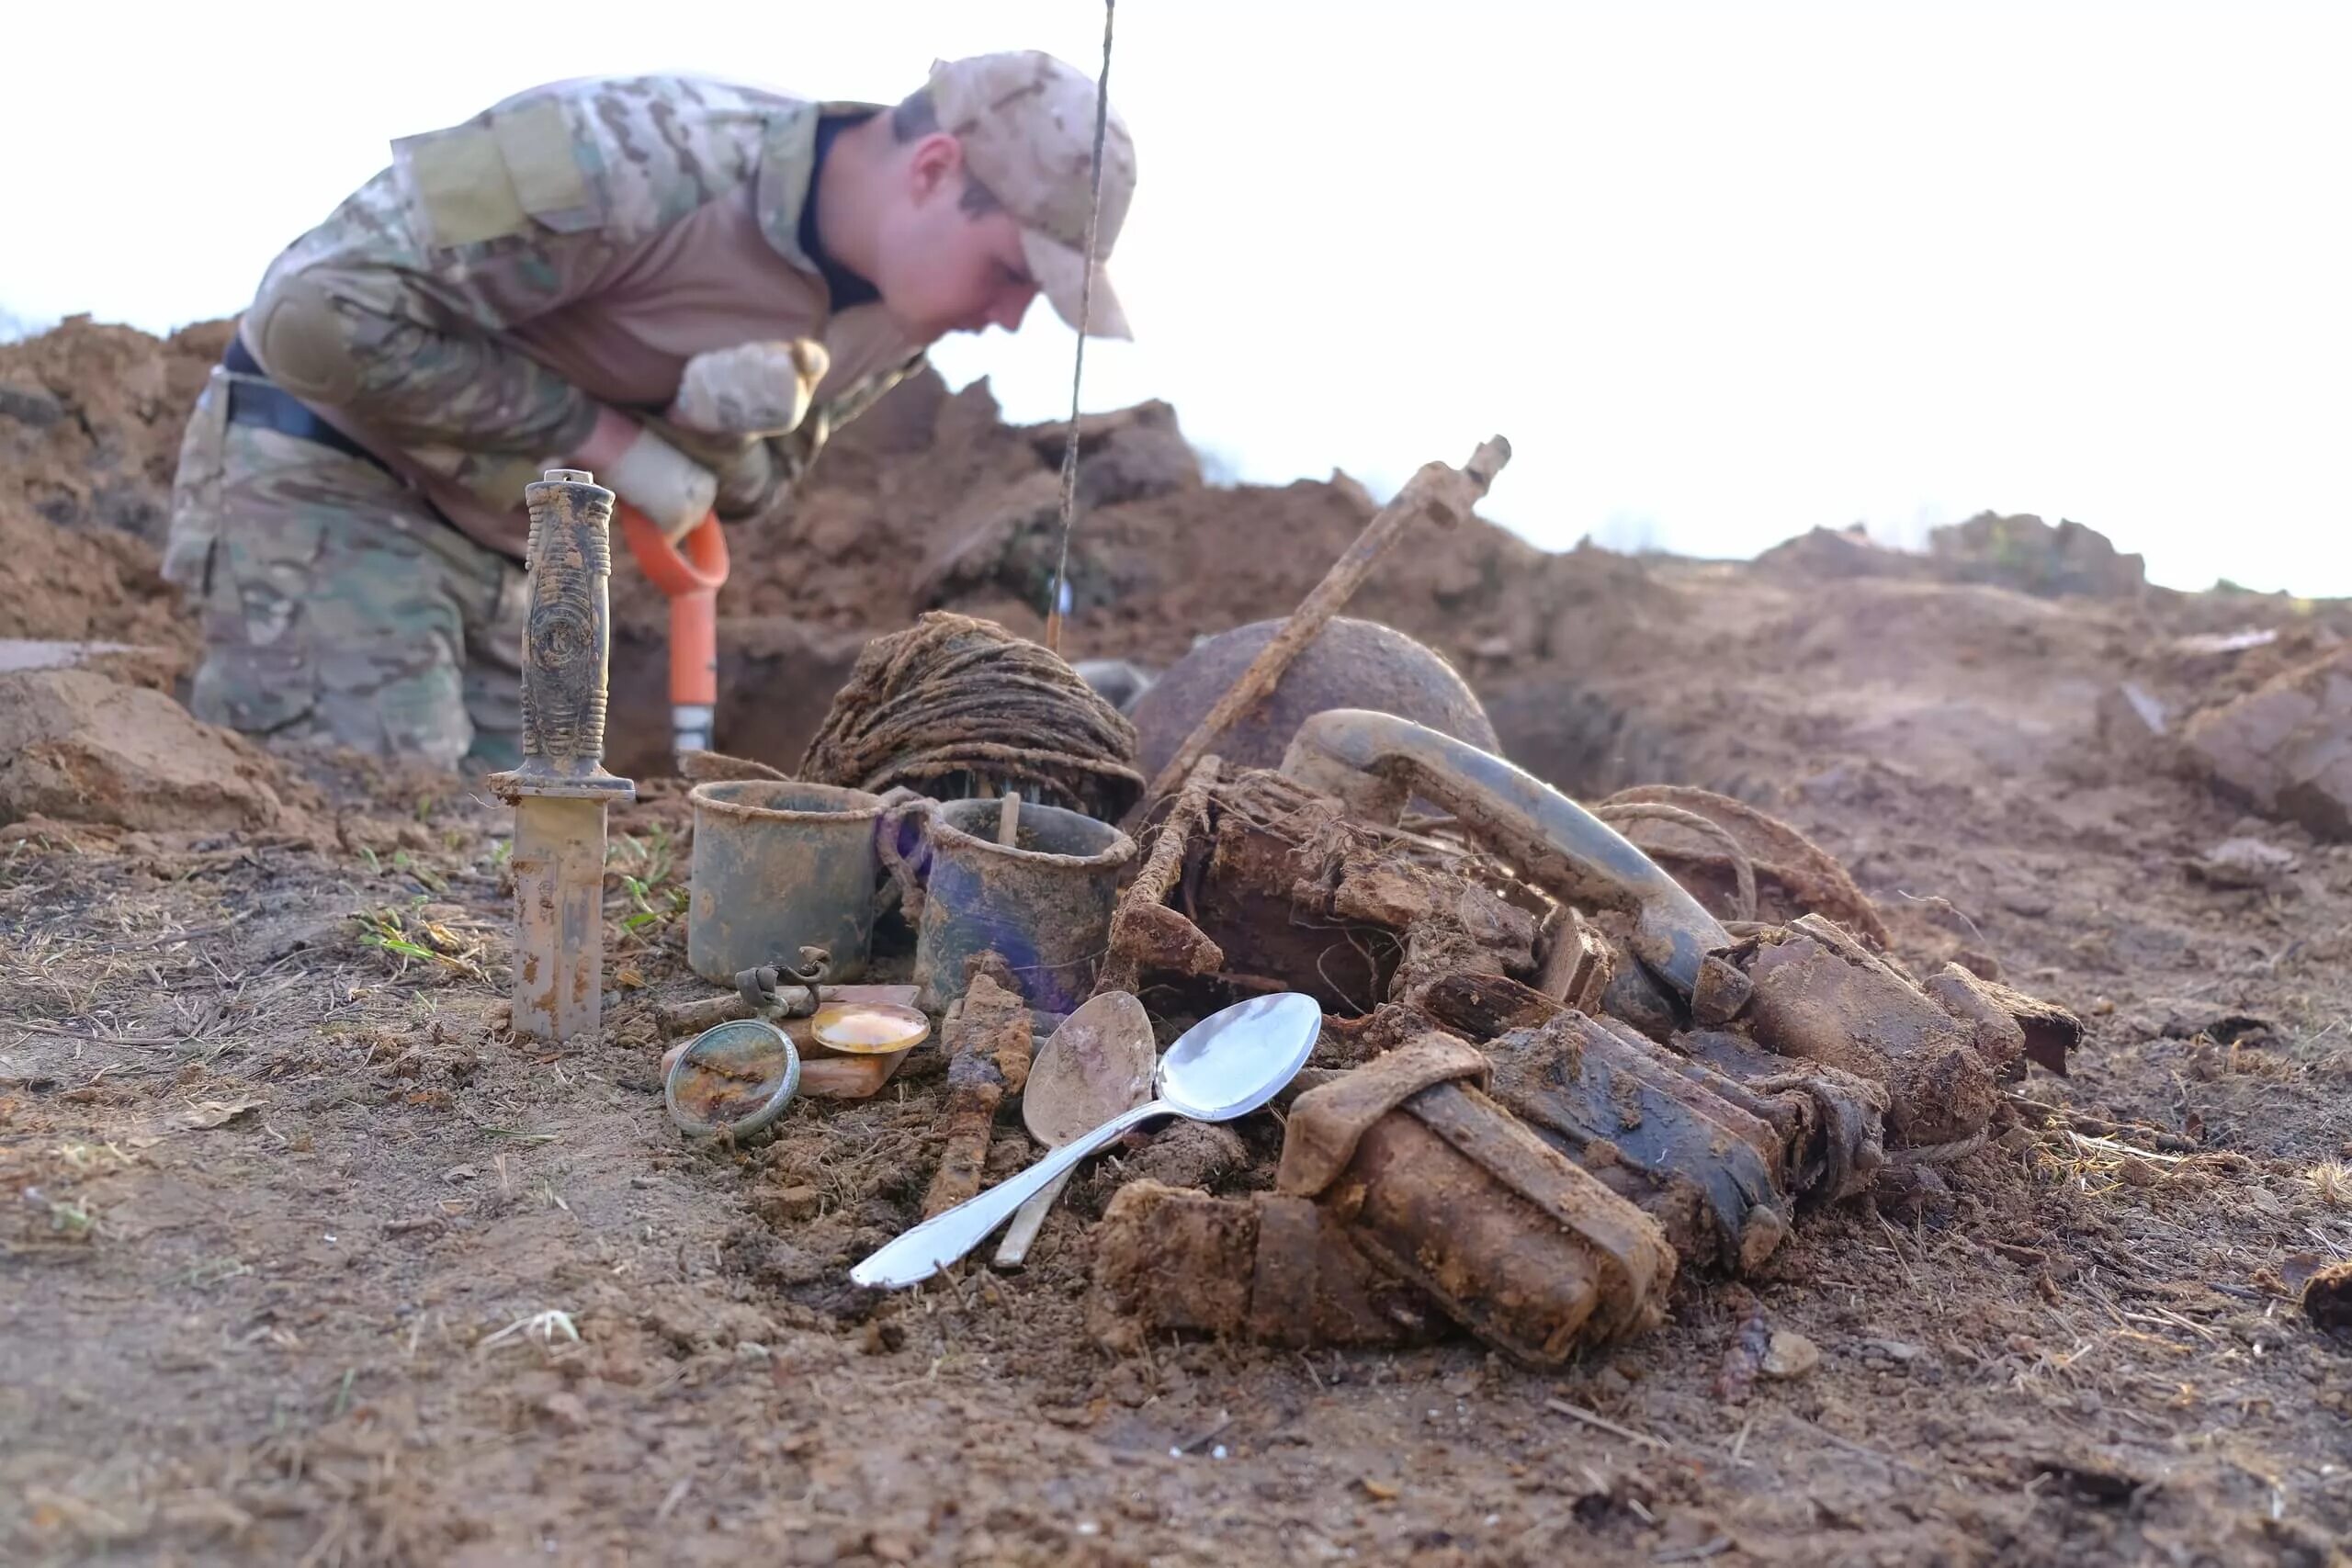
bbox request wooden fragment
[1416,970,1567,1041]
[1094,756,1223,998]
[1535,906,1615,1014]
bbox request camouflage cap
[927,50,1135,340]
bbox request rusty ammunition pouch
[1275,1033,1675,1367]
[1486,1010,1887,1274]
[1088,1035,1677,1368]
[1088,1182,1438,1355]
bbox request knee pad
[245,271,364,406]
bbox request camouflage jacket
[240,75,926,555]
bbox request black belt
[220,337,396,478]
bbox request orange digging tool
[616,504,729,766]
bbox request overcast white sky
[5,2,2346,595]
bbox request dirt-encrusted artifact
[1182,767,1544,1014]
[920,969,1033,1218]
[684,779,886,985]
[1090,1034,1674,1366]
[1731,915,2007,1147]
[1087,1181,1441,1355]
[1280,708,1741,1009]
[1273,709,2079,1148]
[1093,754,1224,999]
[1481,1009,1886,1273]
[1132,616,1498,788]
[1533,906,1616,1011]
[1929,965,2081,1077]
[1143,438,1510,801]
[908,796,1136,1012]
[1339,977,1884,1275]
[490,469,636,1047]
[1594,784,1890,945]
[800,612,1143,820]
[1275,1033,1674,1365]
[1094,701,2074,1172]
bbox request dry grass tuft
[2306,1160,2352,1209]
[355,905,491,984]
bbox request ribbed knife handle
[515,468,616,781]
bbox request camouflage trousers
[163,366,527,774]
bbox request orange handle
[618,504,729,597]
[617,505,729,707]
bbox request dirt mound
[1755,523,1930,582]
[0,316,228,669]
[0,667,287,832]
[2180,643,2352,839]
[1759,513,2153,604]
[1928,510,2149,600]
[1769,514,2164,611]
[687,370,1598,677]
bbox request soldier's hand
[707,437,799,527]
[670,340,831,439]
[582,412,718,543]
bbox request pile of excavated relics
[648,439,2081,1372]
[1072,706,2079,1368]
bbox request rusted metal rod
[656,983,922,1038]
[1143,437,1510,803]
[1094,754,1221,998]
[922,971,1034,1218]
[1128,758,1217,908]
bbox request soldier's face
[874,136,1043,342]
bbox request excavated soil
[0,319,227,675]
[2,319,2349,1566]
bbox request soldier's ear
[904,131,964,203]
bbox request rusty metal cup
[685,780,888,985]
[912,799,1137,1013]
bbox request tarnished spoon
[851,992,1321,1290]
[991,990,1157,1268]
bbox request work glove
[637,416,812,531]
[669,339,832,439]
[596,421,718,544]
[712,436,805,525]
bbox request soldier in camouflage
[165,52,1136,773]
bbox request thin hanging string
[1045,0,1115,657]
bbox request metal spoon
[991,990,1157,1269]
[850,991,1322,1290]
